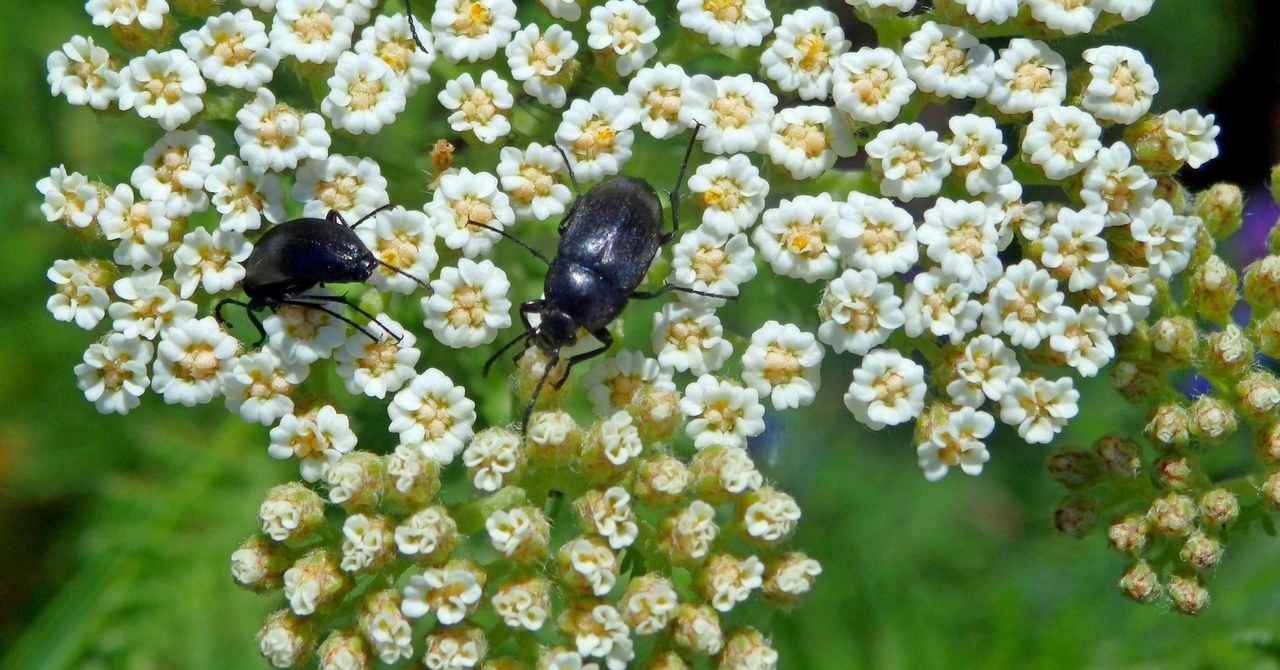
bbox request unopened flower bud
[638,650,690,670]
[1199,489,1240,529]
[691,445,764,504]
[485,505,551,563]
[1188,217,1214,269]
[672,603,724,656]
[317,630,371,670]
[1094,434,1142,479]
[525,410,580,468]
[1194,183,1243,240]
[394,505,460,563]
[259,482,326,545]
[1204,325,1253,379]
[1155,453,1199,491]
[1148,493,1197,536]
[1154,176,1190,213]
[620,573,679,635]
[424,623,488,670]
[659,500,719,566]
[1053,495,1098,538]
[231,534,291,592]
[1144,403,1190,449]
[629,384,683,443]
[718,628,779,670]
[580,410,644,483]
[574,487,639,550]
[1180,530,1224,571]
[761,552,822,609]
[283,549,351,616]
[340,513,396,573]
[1251,310,1280,359]
[634,454,691,506]
[1262,470,1280,508]
[913,402,951,448]
[1257,423,1280,463]
[1119,560,1161,603]
[558,535,619,597]
[464,428,525,492]
[696,553,764,613]
[1149,317,1198,369]
[1235,370,1280,421]
[1108,513,1149,555]
[516,348,570,412]
[1125,114,1183,173]
[258,609,318,668]
[739,487,801,547]
[491,575,551,632]
[384,444,442,510]
[1109,360,1165,402]
[1243,255,1280,310]
[1167,572,1210,615]
[1047,449,1102,489]
[355,589,415,665]
[1188,395,1237,443]
[1186,256,1238,323]
[430,139,455,176]
[326,451,386,511]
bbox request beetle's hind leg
[630,283,737,302]
[278,298,386,344]
[216,298,270,348]
[552,328,613,391]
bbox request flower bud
[1144,403,1190,449]
[1094,434,1142,480]
[1252,310,1280,359]
[1243,255,1280,310]
[1167,572,1210,615]
[317,630,371,670]
[672,603,724,657]
[1188,395,1237,443]
[516,348,570,412]
[634,454,691,506]
[1257,422,1280,463]
[1052,495,1098,538]
[1186,256,1238,323]
[718,628,779,670]
[485,505,551,563]
[1180,530,1224,571]
[231,535,291,593]
[558,535,619,597]
[1235,370,1280,421]
[696,554,763,613]
[638,651,690,670]
[1198,489,1240,529]
[283,549,351,616]
[525,410,581,468]
[691,445,764,504]
[463,428,525,492]
[394,505,460,564]
[761,552,822,609]
[1047,449,1102,489]
[1188,216,1214,270]
[340,513,396,573]
[1204,325,1253,379]
[574,487,639,550]
[629,384,683,443]
[384,444,441,510]
[491,575,552,632]
[1125,114,1183,173]
[620,573,679,635]
[1118,560,1161,603]
[484,659,529,670]
[1262,470,1280,508]
[1114,320,1152,360]
[1107,513,1149,555]
[326,451,386,511]
[555,601,631,667]
[1153,176,1189,213]
[1149,317,1198,369]
[1155,453,1198,491]
[580,411,644,483]
[355,589,415,665]
[659,500,719,566]
[739,487,801,548]
[913,402,951,448]
[1109,360,1165,402]
[257,609,318,668]
[425,623,488,670]
[259,482,326,545]
[109,14,178,54]
[1194,183,1243,240]
[1147,493,1197,536]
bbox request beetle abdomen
[557,177,663,293]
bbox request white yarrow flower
[864,123,951,201]
[818,268,905,356]
[109,268,196,340]
[497,144,573,221]
[836,193,918,277]
[422,259,513,348]
[46,260,111,330]
[902,269,982,345]
[86,0,168,30]
[918,408,995,481]
[431,0,520,63]
[47,35,119,110]
[180,10,278,90]
[684,74,777,155]
[132,130,215,219]
[428,168,514,258]
[831,47,916,124]
[1163,110,1221,169]
[689,154,769,236]
[438,70,514,143]
[761,7,848,101]
[741,321,824,410]
[680,375,767,450]
[269,0,354,64]
[586,0,660,76]
[917,197,1003,293]
[1021,105,1102,180]
[556,88,638,182]
[844,349,926,430]
[945,334,1020,407]
[1130,200,1199,280]
[1026,0,1099,35]
[947,114,1012,196]
[901,22,994,100]
[322,50,407,135]
[1080,46,1158,125]
[354,206,438,295]
[676,0,772,48]
[583,350,672,416]
[235,87,332,173]
[626,64,694,140]
[292,154,389,221]
[767,105,836,179]
[389,369,477,464]
[152,316,237,407]
[999,376,1080,444]
[987,39,1067,115]
[97,184,172,270]
[37,166,106,230]
[753,194,842,282]
[172,227,252,299]
[261,293,349,365]
[334,317,421,399]
[223,349,308,427]
[505,23,578,108]
[76,334,153,415]
[651,302,734,375]
[669,227,757,307]
[117,49,206,131]
[354,13,435,95]
[1079,142,1155,228]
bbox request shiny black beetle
[478,123,728,428]
[215,205,429,346]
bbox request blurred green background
[3,0,1280,668]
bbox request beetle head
[533,309,578,354]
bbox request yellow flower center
[446,285,488,328]
[414,397,453,439]
[293,11,335,42]
[702,0,743,22]
[783,220,825,258]
[452,1,492,37]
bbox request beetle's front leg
[552,327,613,390]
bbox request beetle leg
[552,328,613,391]
[552,143,582,202]
[630,283,737,302]
[466,220,551,264]
[216,298,270,348]
[519,300,544,332]
[285,292,404,342]
[484,329,533,377]
[522,350,560,433]
[247,307,268,348]
[660,121,704,244]
[277,298,384,343]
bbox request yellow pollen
[101,357,132,390]
[702,0,744,22]
[700,177,742,210]
[379,233,418,270]
[414,397,452,439]
[606,374,643,408]
[572,118,616,160]
[1012,61,1051,92]
[608,15,640,53]
[669,319,704,348]
[378,40,413,73]
[348,77,385,111]
[280,304,328,339]
[144,73,183,104]
[782,123,826,157]
[1047,121,1079,157]
[947,225,984,257]
[874,371,905,402]
[643,88,681,120]
[852,68,890,104]
[359,339,401,376]
[783,221,825,258]
[155,147,189,185]
[762,346,802,385]
[692,246,728,283]
[178,343,219,381]
[795,32,828,72]
[453,1,492,37]
[212,32,252,64]
[703,399,739,430]
[317,176,359,213]
[446,285,487,328]
[71,60,105,87]
[292,11,335,42]
[460,87,496,122]
[125,202,154,241]
[1109,66,1138,105]
[713,95,752,128]
[861,222,900,254]
[453,196,493,226]
[926,41,967,74]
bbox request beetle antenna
[466,221,552,264]
[552,144,582,200]
[521,350,560,433]
[483,329,533,377]
[277,299,389,344]
[374,259,432,291]
[404,0,430,55]
[349,203,397,229]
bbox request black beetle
[477,123,729,428]
[215,205,430,346]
